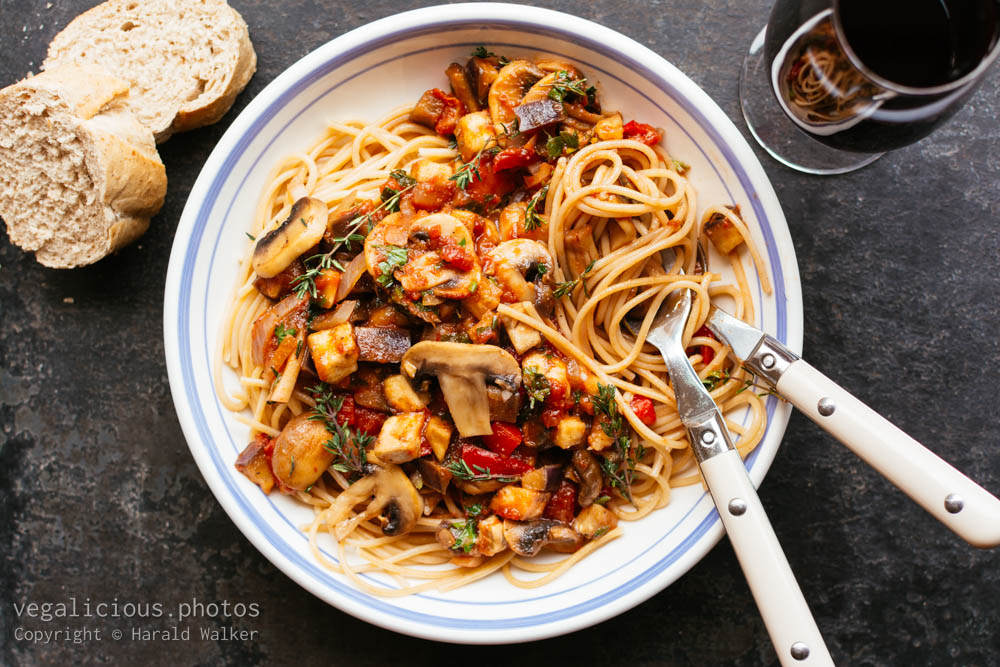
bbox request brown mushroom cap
[502,519,584,556]
[400,341,521,437]
[252,196,328,278]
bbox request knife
[706,306,1000,548]
[640,288,834,666]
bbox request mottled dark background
[1,1,999,665]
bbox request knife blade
[705,305,1000,548]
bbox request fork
[624,251,833,666]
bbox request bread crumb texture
[44,0,257,141]
[0,66,166,268]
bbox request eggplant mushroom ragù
[231,47,746,574]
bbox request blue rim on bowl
[164,3,801,643]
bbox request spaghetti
[216,51,773,595]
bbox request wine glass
[740,0,1000,175]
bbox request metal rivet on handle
[817,397,836,417]
[790,642,810,660]
[702,431,716,445]
[944,494,964,514]
[761,353,776,369]
[728,498,747,516]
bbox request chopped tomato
[623,120,661,146]
[459,443,533,476]
[439,239,475,270]
[354,407,387,436]
[458,152,516,206]
[419,439,432,458]
[688,325,716,365]
[492,147,538,172]
[430,89,466,136]
[629,395,657,426]
[483,422,523,458]
[541,408,563,429]
[544,480,578,523]
[334,395,355,427]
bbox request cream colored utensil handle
[701,449,834,667]
[777,359,1000,548]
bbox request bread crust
[0,65,167,268]
[44,0,258,142]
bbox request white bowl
[164,2,802,644]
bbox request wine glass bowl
[741,0,1000,174]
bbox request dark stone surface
[1,1,998,665]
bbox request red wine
[838,0,998,88]
[764,0,1000,152]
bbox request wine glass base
[739,27,884,175]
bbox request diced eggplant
[487,384,523,423]
[704,209,746,255]
[572,450,603,507]
[355,326,412,363]
[467,57,500,106]
[446,62,480,112]
[416,458,453,494]
[410,89,444,128]
[514,98,566,133]
[254,260,305,300]
[235,436,276,494]
[520,464,564,492]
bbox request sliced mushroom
[572,449,603,508]
[488,60,545,137]
[325,464,424,539]
[252,196,328,278]
[271,413,336,491]
[400,341,521,437]
[502,518,584,556]
[487,239,555,312]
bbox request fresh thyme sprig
[524,184,549,230]
[290,177,415,299]
[593,383,643,504]
[522,366,550,410]
[553,259,597,299]
[449,145,499,190]
[445,459,519,483]
[307,383,372,478]
[547,70,589,103]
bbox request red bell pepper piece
[623,120,662,146]
[492,147,538,172]
[629,395,657,426]
[335,395,355,427]
[544,480,578,523]
[354,407,387,436]
[689,325,716,365]
[482,422,523,458]
[459,443,533,476]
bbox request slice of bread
[44,0,256,143]
[0,65,167,268]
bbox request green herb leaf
[307,383,372,480]
[449,145,498,190]
[274,323,297,344]
[375,245,408,287]
[547,70,588,103]
[524,185,549,230]
[523,366,551,410]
